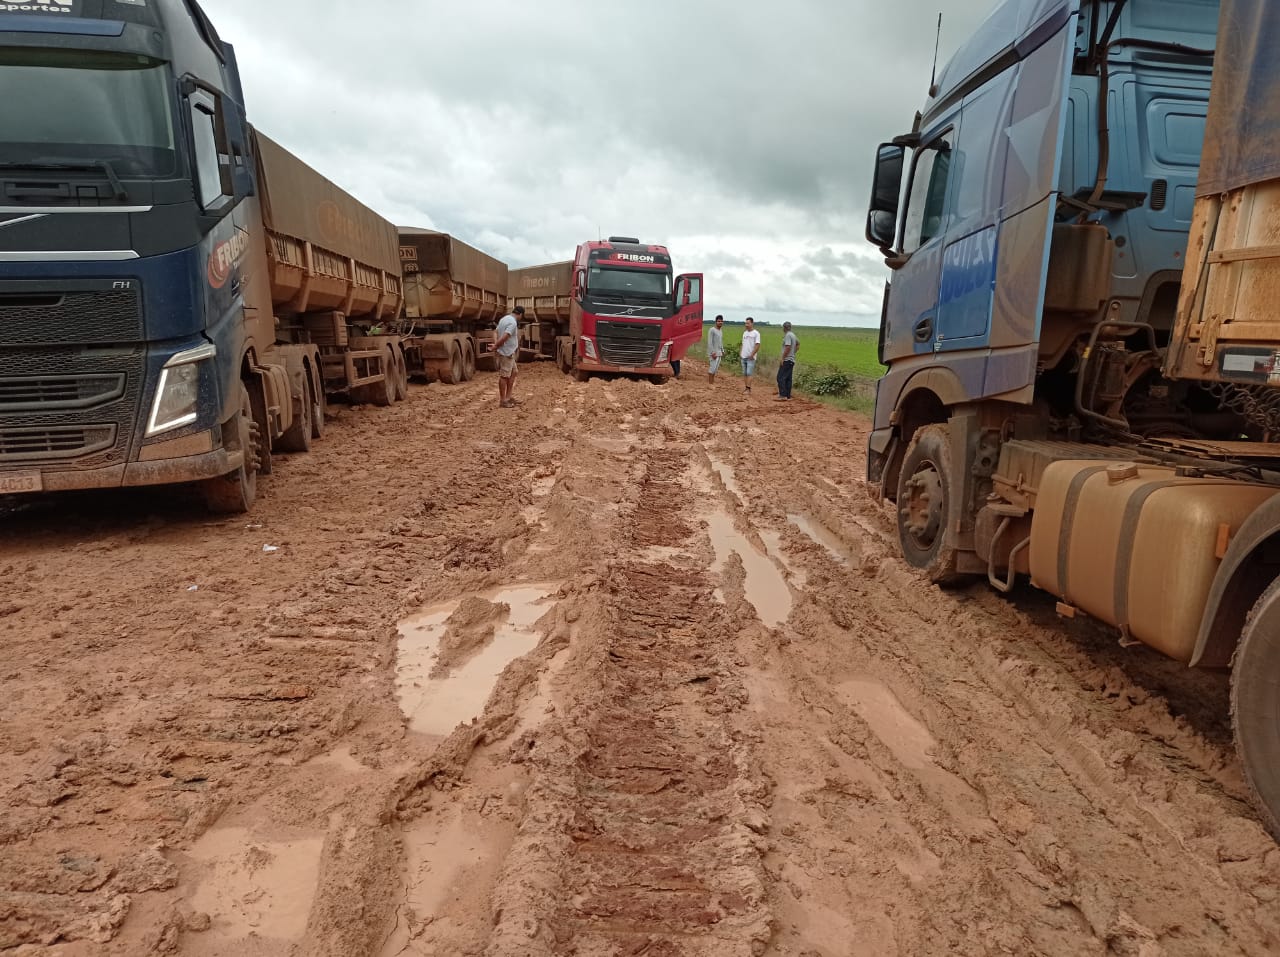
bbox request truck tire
[1231,578,1280,840]
[439,344,463,385]
[896,424,964,585]
[390,345,408,402]
[276,373,314,453]
[310,364,326,440]
[373,366,395,407]
[463,342,476,381]
[557,343,573,375]
[201,383,258,514]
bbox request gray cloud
[202,0,996,322]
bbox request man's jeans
[777,360,794,398]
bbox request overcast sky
[202,0,998,326]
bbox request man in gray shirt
[776,321,798,401]
[706,315,725,383]
[492,305,522,408]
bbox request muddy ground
[1,362,1277,956]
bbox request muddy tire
[277,373,315,454]
[438,344,463,385]
[462,342,476,381]
[557,343,573,375]
[310,368,326,440]
[201,383,259,514]
[391,346,409,402]
[572,369,590,383]
[895,424,964,585]
[1231,578,1280,840]
[649,374,669,385]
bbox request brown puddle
[788,512,851,565]
[186,826,323,949]
[396,585,558,737]
[706,509,792,628]
[707,453,743,500]
[837,678,937,770]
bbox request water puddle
[378,806,481,957]
[838,678,937,770]
[789,513,851,565]
[396,584,558,737]
[706,454,742,499]
[706,510,792,628]
[760,528,805,587]
[188,827,323,945]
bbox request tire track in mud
[486,443,773,956]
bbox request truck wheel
[310,365,326,440]
[896,424,963,584]
[557,344,573,375]
[276,374,314,453]
[1231,579,1280,840]
[201,383,259,514]
[439,344,463,385]
[390,345,409,402]
[463,342,476,381]
[373,365,395,407]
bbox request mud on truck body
[0,0,413,514]
[865,0,1280,837]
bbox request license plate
[0,471,42,495]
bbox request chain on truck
[0,0,427,515]
[865,0,1280,838]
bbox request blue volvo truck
[865,0,1280,838]
[0,0,408,513]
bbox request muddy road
[1,363,1277,956]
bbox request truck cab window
[902,136,953,254]
[189,94,228,210]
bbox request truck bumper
[1,431,241,495]
[577,360,672,377]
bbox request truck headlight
[581,337,598,361]
[147,343,216,437]
[657,341,673,363]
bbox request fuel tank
[1029,460,1279,662]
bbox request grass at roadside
[684,324,882,411]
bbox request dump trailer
[512,239,704,382]
[399,228,509,383]
[509,261,573,363]
[0,0,407,514]
[864,0,1280,838]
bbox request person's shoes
[501,399,515,408]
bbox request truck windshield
[0,48,176,177]
[588,266,672,298]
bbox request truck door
[672,273,704,355]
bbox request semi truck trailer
[398,228,510,384]
[0,0,411,513]
[510,239,704,382]
[863,0,1280,837]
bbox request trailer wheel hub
[901,463,943,548]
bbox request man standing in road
[740,317,761,395]
[492,305,522,408]
[707,314,725,384]
[776,321,799,401]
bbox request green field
[685,324,883,411]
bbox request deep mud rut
[2,363,1278,956]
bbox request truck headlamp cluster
[147,343,216,437]
[656,341,673,364]
[581,336,598,361]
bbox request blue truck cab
[0,0,283,509]
[866,0,1220,502]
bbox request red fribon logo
[207,229,250,289]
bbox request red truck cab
[567,237,703,380]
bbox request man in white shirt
[740,317,761,394]
[492,305,522,408]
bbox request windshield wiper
[0,160,129,202]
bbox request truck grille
[0,286,143,346]
[596,320,661,367]
[0,425,115,461]
[0,347,145,470]
[0,374,126,412]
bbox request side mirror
[865,142,905,249]
[866,210,897,249]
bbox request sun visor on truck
[1196,0,1280,197]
